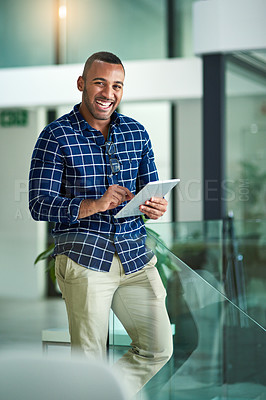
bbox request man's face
[77,61,125,124]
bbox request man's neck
[100,124,109,141]
[79,104,110,140]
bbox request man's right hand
[78,185,134,219]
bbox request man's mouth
[95,99,113,110]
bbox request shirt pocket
[119,157,139,191]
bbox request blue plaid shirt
[29,104,159,274]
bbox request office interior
[0,0,265,399]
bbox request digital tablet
[114,179,180,219]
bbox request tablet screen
[114,179,180,219]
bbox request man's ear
[77,76,84,92]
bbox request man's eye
[113,85,122,90]
[95,81,104,86]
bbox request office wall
[176,99,203,221]
[120,101,172,223]
[121,100,204,223]
[0,108,46,298]
[0,0,166,68]
[193,0,266,55]
[0,0,54,68]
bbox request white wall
[193,0,266,55]
[121,100,204,223]
[176,99,203,221]
[120,102,172,223]
[0,108,47,298]
[0,58,202,108]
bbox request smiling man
[29,51,173,398]
[78,57,124,133]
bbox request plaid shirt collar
[69,103,121,135]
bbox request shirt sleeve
[29,127,83,223]
[136,128,159,192]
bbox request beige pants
[55,253,173,397]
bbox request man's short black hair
[82,51,125,79]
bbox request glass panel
[172,0,198,58]
[110,226,266,400]
[0,0,202,67]
[0,0,55,68]
[66,0,167,63]
[147,219,266,330]
[225,52,266,220]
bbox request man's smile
[95,99,114,110]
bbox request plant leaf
[34,243,55,264]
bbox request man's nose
[101,85,114,99]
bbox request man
[29,51,173,397]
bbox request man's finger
[110,185,134,200]
[144,199,167,212]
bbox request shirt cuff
[67,197,84,223]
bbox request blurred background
[0,1,265,399]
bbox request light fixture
[59,5,67,19]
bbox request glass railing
[109,219,266,400]
[146,218,266,330]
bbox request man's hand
[78,185,134,219]
[97,185,134,211]
[139,197,168,220]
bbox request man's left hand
[139,197,168,220]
